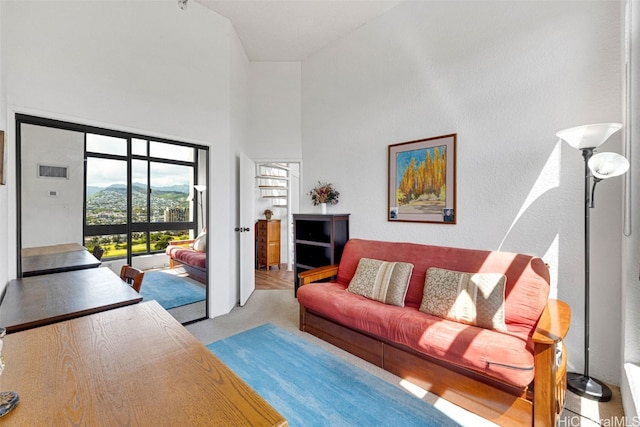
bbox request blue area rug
[207,324,460,427]
[139,271,205,310]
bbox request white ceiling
[197,0,402,61]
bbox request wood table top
[0,267,142,333]
[0,301,288,426]
[22,244,101,277]
[21,242,86,257]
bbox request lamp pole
[566,148,612,402]
[197,191,204,228]
[557,123,628,402]
[581,148,593,380]
[194,185,206,229]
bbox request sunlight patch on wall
[498,142,561,251]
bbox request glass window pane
[132,160,148,223]
[86,157,127,225]
[132,138,147,156]
[131,232,148,255]
[84,234,128,260]
[150,141,193,162]
[86,134,126,156]
[150,162,192,223]
[150,230,190,252]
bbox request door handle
[234,227,251,232]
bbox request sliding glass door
[16,114,209,325]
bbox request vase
[320,203,327,214]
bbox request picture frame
[0,131,5,185]
[388,133,456,224]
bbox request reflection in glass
[132,138,147,156]
[84,234,129,260]
[150,162,192,223]
[151,141,193,162]
[86,133,126,156]
[132,159,148,223]
[86,158,127,225]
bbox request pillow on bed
[347,258,414,307]
[193,230,207,252]
[420,267,507,332]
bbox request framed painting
[388,133,456,224]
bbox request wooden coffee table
[0,301,287,426]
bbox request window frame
[15,114,209,266]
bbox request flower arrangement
[308,181,340,205]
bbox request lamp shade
[588,152,630,180]
[556,123,623,150]
[194,185,207,192]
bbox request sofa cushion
[298,281,535,388]
[420,267,507,332]
[334,239,550,336]
[347,258,413,306]
[166,246,206,270]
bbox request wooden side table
[257,219,281,270]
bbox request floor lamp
[556,123,630,402]
[194,184,206,229]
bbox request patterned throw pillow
[419,267,507,332]
[347,258,414,306]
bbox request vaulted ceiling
[197,0,402,61]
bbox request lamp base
[567,372,612,402]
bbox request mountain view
[86,183,191,225]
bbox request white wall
[622,0,640,417]
[0,1,7,289]
[230,28,250,308]
[302,1,624,384]
[1,0,237,317]
[20,124,84,247]
[247,62,303,265]
[248,62,302,161]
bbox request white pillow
[193,230,207,252]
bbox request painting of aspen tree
[388,134,456,224]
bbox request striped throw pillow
[347,258,414,307]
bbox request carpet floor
[139,270,205,310]
[188,290,497,427]
[207,323,460,427]
[188,290,624,426]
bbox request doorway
[254,161,300,290]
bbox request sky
[85,134,196,188]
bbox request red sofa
[165,239,206,283]
[297,238,570,427]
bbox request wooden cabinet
[293,213,350,295]
[257,219,281,270]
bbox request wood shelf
[293,214,350,296]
